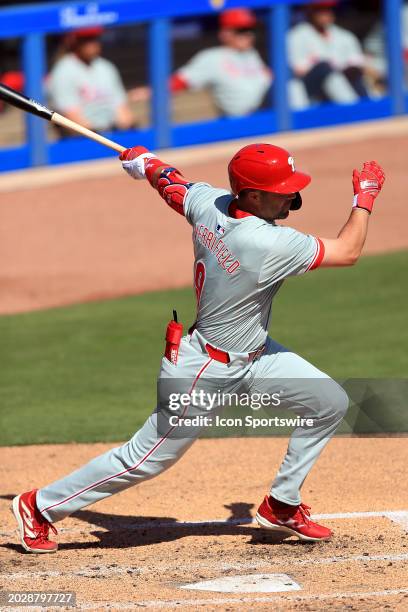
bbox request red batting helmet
[228,143,311,195]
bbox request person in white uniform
[364,2,408,91]
[131,8,308,114]
[47,27,135,134]
[288,0,368,104]
[12,143,385,553]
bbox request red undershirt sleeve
[169,73,189,92]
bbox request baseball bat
[0,82,126,153]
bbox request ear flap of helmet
[290,192,302,210]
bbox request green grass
[0,250,407,446]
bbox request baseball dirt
[1,438,408,609]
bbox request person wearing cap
[288,1,368,104]
[47,27,135,134]
[166,8,272,117]
[131,8,308,115]
[0,71,24,113]
[11,138,386,552]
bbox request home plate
[181,573,301,593]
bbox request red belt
[206,342,265,364]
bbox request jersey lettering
[206,231,214,249]
[194,260,206,306]
[193,224,241,275]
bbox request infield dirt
[1,438,408,609]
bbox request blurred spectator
[132,8,308,116]
[364,3,408,92]
[47,27,135,134]
[288,1,368,104]
[170,9,272,116]
[0,71,24,113]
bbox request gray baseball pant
[37,330,348,521]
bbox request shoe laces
[298,503,311,523]
[34,518,58,542]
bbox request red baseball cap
[1,71,24,92]
[308,1,337,8]
[71,26,104,40]
[219,8,257,30]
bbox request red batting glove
[119,146,158,180]
[352,161,385,214]
[119,145,149,161]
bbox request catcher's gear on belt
[228,144,311,199]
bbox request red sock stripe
[40,358,213,515]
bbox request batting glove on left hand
[120,146,158,180]
[352,160,385,214]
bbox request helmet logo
[288,156,295,173]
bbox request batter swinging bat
[0,82,126,153]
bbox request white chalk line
[1,509,407,540]
[2,552,408,582]
[71,588,408,609]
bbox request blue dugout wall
[0,0,405,172]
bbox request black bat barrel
[0,82,53,120]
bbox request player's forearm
[120,146,191,217]
[145,159,192,216]
[320,209,369,268]
[145,161,171,187]
[335,209,370,264]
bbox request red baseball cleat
[12,489,58,553]
[256,495,332,542]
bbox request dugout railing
[0,0,405,172]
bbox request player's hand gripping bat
[0,82,126,154]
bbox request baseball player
[170,8,272,117]
[47,27,134,133]
[12,143,385,552]
[132,8,308,115]
[288,1,368,104]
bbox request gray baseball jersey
[184,183,322,352]
[47,54,127,130]
[288,23,365,74]
[177,47,272,116]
